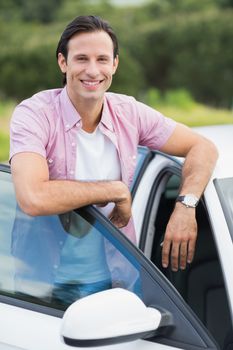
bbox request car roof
[193,124,233,179]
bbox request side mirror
[61,288,172,347]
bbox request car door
[132,151,233,349]
[0,164,218,350]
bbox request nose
[85,60,99,78]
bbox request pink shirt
[10,87,176,243]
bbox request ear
[112,55,119,75]
[57,53,67,74]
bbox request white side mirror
[61,288,172,347]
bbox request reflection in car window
[0,171,141,310]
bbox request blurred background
[0,0,233,162]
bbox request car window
[145,171,232,349]
[0,167,219,350]
[0,169,141,311]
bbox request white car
[0,124,232,350]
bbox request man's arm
[159,123,218,271]
[11,152,131,228]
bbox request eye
[98,57,109,63]
[76,56,87,62]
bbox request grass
[156,103,233,127]
[0,100,15,163]
[0,98,233,162]
[0,131,10,163]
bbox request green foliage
[163,89,196,110]
[130,8,233,108]
[0,44,62,100]
[111,48,146,96]
[19,0,63,23]
[0,132,9,162]
[0,0,232,107]
[0,0,64,23]
[144,88,196,110]
[143,88,162,107]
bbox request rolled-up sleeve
[136,100,176,150]
[10,102,49,162]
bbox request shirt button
[66,123,70,129]
[53,265,58,269]
[132,155,137,160]
[48,158,53,164]
[70,170,74,175]
[59,241,64,245]
[72,142,75,147]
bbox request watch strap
[176,194,199,208]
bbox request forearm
[11,153,130,217]
[179,139,218,198]
[162,141,218,271]
[17,179,128,216]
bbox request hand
[162,203,197,271]
[109,184,132,228]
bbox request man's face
[58,30,118,104]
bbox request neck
[67,88,104,133]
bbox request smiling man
[10,15,218,296]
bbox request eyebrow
[73,53,112,59]
[98,54,111,59]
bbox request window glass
[0,172,17,293]
[0,171,141,310]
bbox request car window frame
[130,146,154,199]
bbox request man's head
[56,15,119,86]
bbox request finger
[187,237,197,263]
[170,242,180,272]
[179,241,188,270]
[162,239,171,268]
[110,213,126,228]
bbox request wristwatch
[176,194,199,208]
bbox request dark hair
[56,15,119,85]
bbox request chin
[81,92,105,101]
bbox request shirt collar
[59,87,81,132]
[59,88,114,132]
[100,95,114,132]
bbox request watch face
[183,194,199,207]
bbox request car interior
[146,173,232,350]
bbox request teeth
[82,81,100,86]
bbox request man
[10,15,218,284]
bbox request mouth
[80,80,104,88]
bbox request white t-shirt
[75,126,121,216]
[55,126,121,284]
